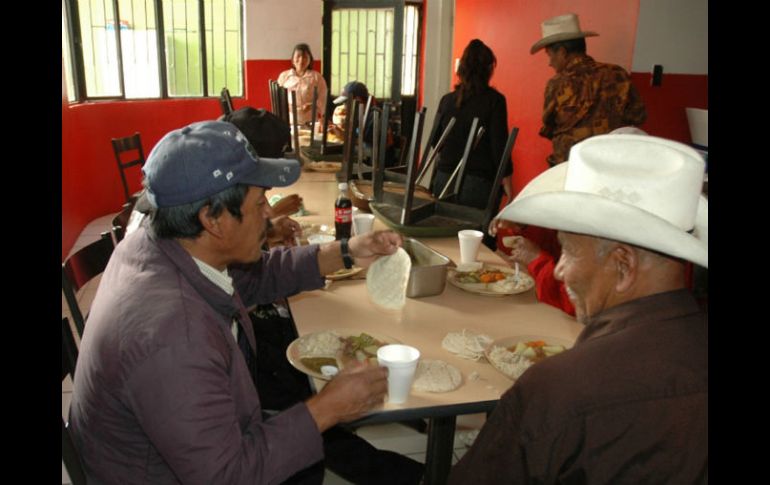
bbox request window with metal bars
[326,2,420,99]
[62,0,243,102]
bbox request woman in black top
[428,39,512,210]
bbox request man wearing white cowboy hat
[533,13,647,167]
[449,134,707,484]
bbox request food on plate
[412,360,463,392]
[297,331,389,371]
[441,330,494,361]
[487,340,567,379]
[297,330,343,357]
[366,247,411,309]
[455,261,483,272]
[300,357,338,375]
[336,332,388,366]
[452,267,533,294]
[325,267,363,280]
[308,161,342,172]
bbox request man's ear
[612,244,639,293]
[198,206,224,238]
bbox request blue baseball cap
[143,120,300,208]
[333,81,370,105]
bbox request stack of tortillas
[442,330,494,361]
[366,247,411,310]
[412,359,462,392]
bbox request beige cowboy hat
[530,13,599,55]
[496,134,708,268]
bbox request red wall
[452,0,641,199]
[61,58,315,260]
[630,72,708,143]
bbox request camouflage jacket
[540,55,647,166]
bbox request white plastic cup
[353,213,376,236]
[377,344,420,404]
[458,230,484,264]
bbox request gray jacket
[70,225,326,484]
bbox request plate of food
[484,335,573,380]
[325,266,364,281]
[286,329,399,380]
[447,264,535,296]
[306,161,342,173]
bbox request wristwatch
[340,238,354,269]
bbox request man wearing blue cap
[332,80,398,166]
[69,120,403,484]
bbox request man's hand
[315,230,401,276]
[348,230,402,268]
[270,194,303,218]
[266,216,302,247]
[488,218,524,237]
[502,235,541,266]
[305,363,388,432]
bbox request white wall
[420,0,454,186]
[632,0,708,74]
[244,0,323,60]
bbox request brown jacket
[449,289,707,484]
[540,54,647,166]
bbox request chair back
[220,87,234,116]
[111,132,146,203]
[62,316,87,485]
[62,232,114,337]
[111,200,136,243]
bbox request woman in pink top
[277,43,328,125]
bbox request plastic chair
[62,316,87,485]
[111,133,146,203]
[62,232,114,337]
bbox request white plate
[447,264,535,296]
[484,334,575,380]
[286,329,400,380]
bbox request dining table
[267,169,582,485]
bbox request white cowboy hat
[496,134,708,268]
[530,13,599,55]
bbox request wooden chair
[62,232,114,337]
[219,87,234,116]
[111,133,146,203]
[111,200,136,244]
[62,316,87,485]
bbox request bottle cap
[338,182,348,191]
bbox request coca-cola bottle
[334,182,352,239]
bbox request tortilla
[412,359,462,393]
[441,330,494,361]
[366,247,411,310]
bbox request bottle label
[335,207,352,223]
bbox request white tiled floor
[62,214,486,484]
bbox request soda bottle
[334,182,353,239]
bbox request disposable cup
[353,214,376,236]
[458,230,484,264]
[377,344,420,404]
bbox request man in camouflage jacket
[532,14,647,166]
